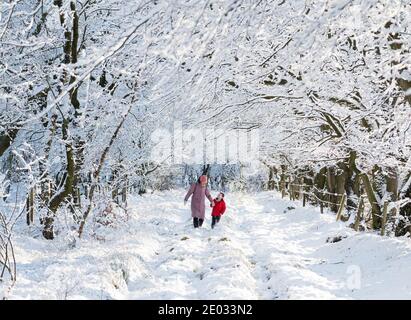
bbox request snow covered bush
[91,199,129,241]
[0,174,18,294]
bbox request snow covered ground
[4,190,411,300]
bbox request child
[210,192,226,229]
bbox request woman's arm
[205,188,214,203]
[184,184,195,202]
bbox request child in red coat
[210,192,226,229]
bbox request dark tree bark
[78,106,133,237]
[327,166,338,212]
[345,150,360,211]
[43,118,75,239]
[267,166,277,190]
[360,173,382,229]
[396,172,411,236]
[0,129,18,157]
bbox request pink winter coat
[184,183,213,219]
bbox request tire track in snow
[124,190,348,299]
[233,193,348,299]
[9,190,411,299]
[125,191,260,299]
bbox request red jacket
[211,199,226,217]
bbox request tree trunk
[327,166,338,212]
[78,105,133,237]
[345,150,360,214]
[267,166,276,190]
[385,167,398,234]
[279,165,287,198]
[336,163,347,211]
[0,129,19,158]
[396,172,411,236]
[26,188,35,225]
[353,196,365,231]
[43,118,75,239]
[360,173,382,229]
[314,167,327,207]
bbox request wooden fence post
[354,196,364,231]
[336,193,346,221]
[380,201,389,236]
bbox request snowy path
[6,190,411,299]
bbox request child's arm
[205,188,214,206]
[210,198,215,207]
[221,201,226,215]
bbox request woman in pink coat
[184,175,214,228]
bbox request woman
[184,175,214,228]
